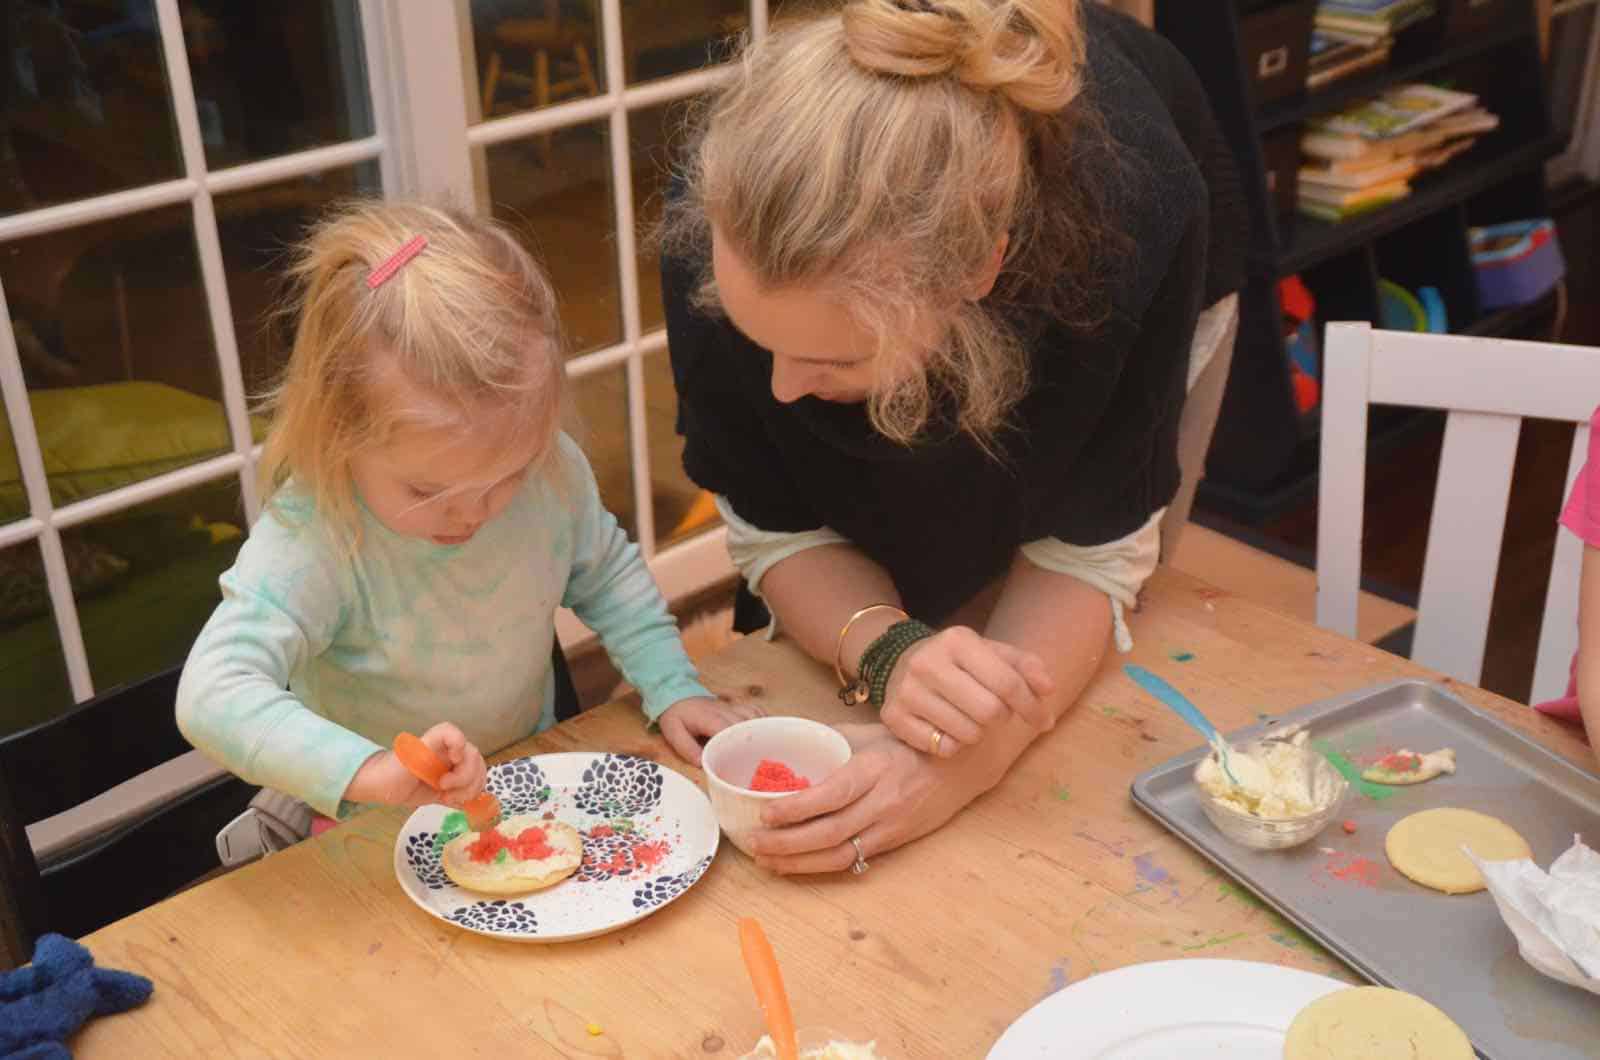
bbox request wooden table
[74,569,1593,1058]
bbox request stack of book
[1297,84,1499,222]
[1315,0,1437,48]
[1307,31,1392,91]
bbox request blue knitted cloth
[1,934,153,1058]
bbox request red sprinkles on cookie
[749,758,811,792]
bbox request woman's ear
[968,232,1010,301]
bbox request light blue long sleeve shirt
[176,434,710,818]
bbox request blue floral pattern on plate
[394,753,719,943]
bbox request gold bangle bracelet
[833,603,907,688]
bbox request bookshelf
[1277,135,1561,272]
[1157,1,1560,522]
[1256,20,1528,133]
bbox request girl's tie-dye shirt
[177,434,709,817]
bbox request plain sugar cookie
[1285,986,1473,1059]
[1385,807,1531,894]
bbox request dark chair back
[0,665,253,963]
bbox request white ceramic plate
[987,959,1349,1059]
[394,752,718,942]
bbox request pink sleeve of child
[1560,405,1600,548]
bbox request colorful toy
[1279,275,1321,415]
[1470,219,1565,310]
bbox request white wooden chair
[1316,322,1600,704]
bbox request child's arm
[1575,544,1600,770]
[557,437,713,723]
[175,515,382,819]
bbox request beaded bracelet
[834,604,907,705]
[860,619,936,708]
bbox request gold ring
[929,728,945,756]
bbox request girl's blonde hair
[662,0,1123,450]
[258,200,565,544]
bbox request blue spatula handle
[1123,663,1220,742]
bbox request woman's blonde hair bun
[842,0,1084,113]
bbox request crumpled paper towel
[1467,834,1600,996]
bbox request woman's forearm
[959,553,1113,786]
[764,544,1110,792]
[758,544,905,679]
[985,554,1112,722]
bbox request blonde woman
[178,201,753,834]
[661,0,1246,874]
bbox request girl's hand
[657,696,764,766]
[347,723,488,808]
[878,627,1056,756]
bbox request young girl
[1535,403,1600,769]
[177,201,754,828]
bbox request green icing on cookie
[432,810,472,856]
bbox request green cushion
[0,381,268,522]
[0,535,243,736]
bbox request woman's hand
[346,722,488,808]
[657,695,764,766]
[878,626,1056,756]
[745,722,997,875]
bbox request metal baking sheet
[1130,679,1600,1060]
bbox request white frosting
[1196,731,1333,819]
[742,1035,884,1060]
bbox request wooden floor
[1169,524,1416,644]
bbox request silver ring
[849,835,869,875]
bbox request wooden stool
[480,9,600,164]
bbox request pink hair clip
[366,234,428,289]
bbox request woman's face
[711,228,941,405]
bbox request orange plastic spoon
[392,732,500,829]
[393,732,449,787]
[461,792,502,832]
[738,917,798,1060]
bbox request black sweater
[664,6,1248,624]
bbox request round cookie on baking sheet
[1284,986,1473,1059]
[1384,807,1531,894]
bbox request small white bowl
[701,717,851,856]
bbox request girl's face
[711,228,942,405]
[351,373,547,546]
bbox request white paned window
[0,0,755,730]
